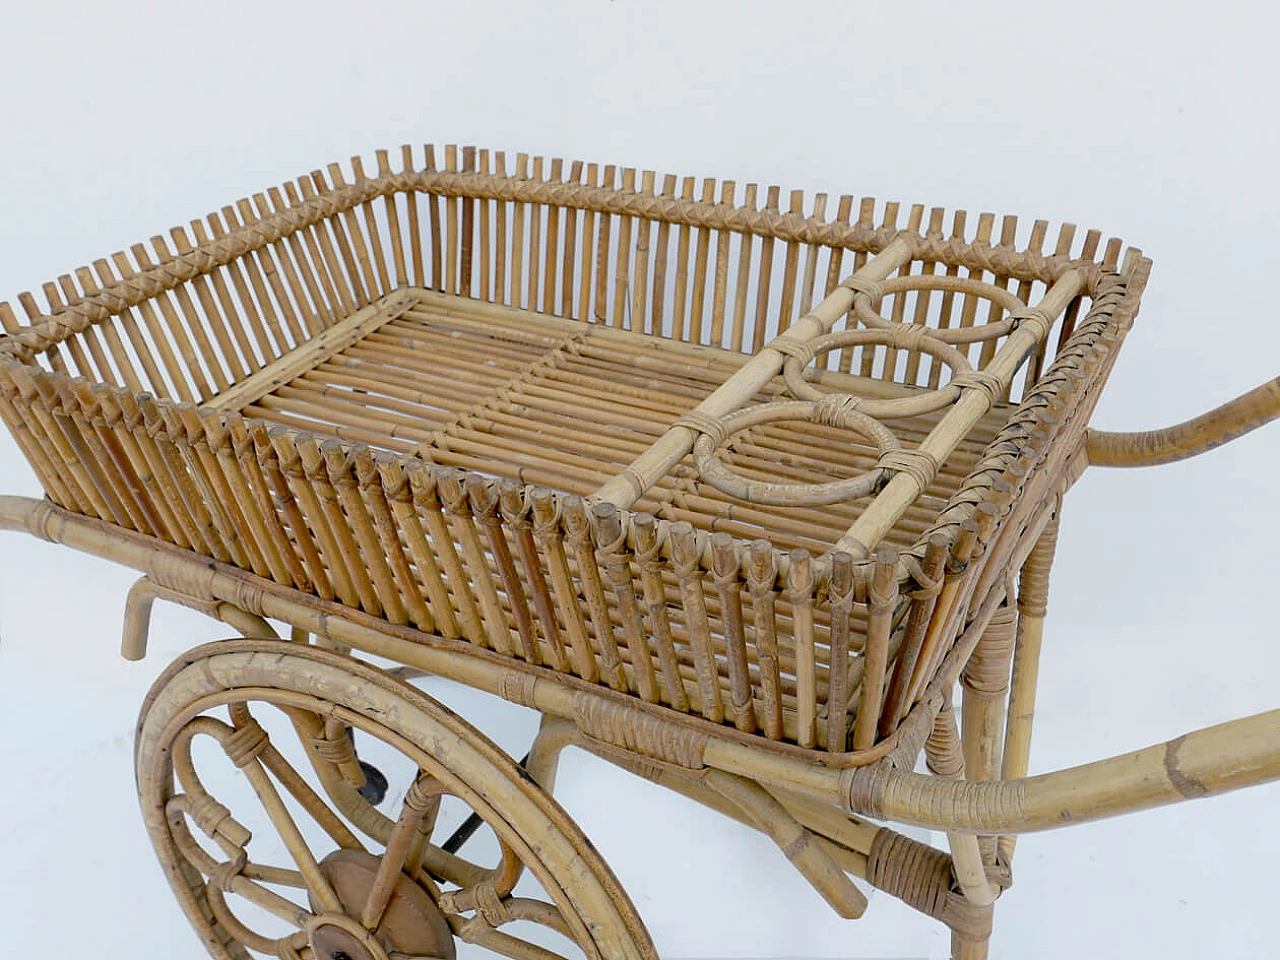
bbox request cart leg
[952,927,992,960]
[998,511,1061,864]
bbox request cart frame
[2,144,1278,959]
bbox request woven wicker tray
[0,147,1141,760]
[1,145,1276,960]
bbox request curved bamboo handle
[847,707,1280,834]
[1086,376,1280,467]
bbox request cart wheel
[136,639,655,960]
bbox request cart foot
[355,759,388,806]
[343,727,390,806]
[952,930,990,960]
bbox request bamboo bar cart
[2,144,1279,959]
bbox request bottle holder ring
[688,399,901,507]
[779,327,974,418]
[850,275,1030,345]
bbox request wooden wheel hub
[309,920,384,960]
[310,849,455,960]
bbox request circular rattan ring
[782,327,974,418]
[853,275,1028,345]
[692,399,900,506]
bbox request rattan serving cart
[2,145,1278,960]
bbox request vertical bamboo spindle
[746,540,784,741]
[436,469,512,655]
[578,162,599,321]
[402,146,425,289]
[499,481,566,672]
[879,535,948,737]
[423,145,444,292]
[560,160,583,318]
[561,496,628,691]
[591,502,658,702]
[729,183,756,353]
[751,186,780,352]
[375,150,408,289]
[405,462,486,646]
[631,170,655,334]
[529,488,597,682]
[669,521,725,723]
[475,149,493,304]
[688,178,714,343]
[853,547,898,750]
[712,532,758,735]
[493,151,510,306]
[649,173,675,336]
[788,548,818,749]
[542,157,563,315]
[526,155,542,311]
[903,520,979,710]
[633,513,690,712]
[612,168,634,329]
[593,164,616,325]
[469,474,539,664]
[709,179,733,346]
[671,177,694,342]
[998,511,1061,864]
[826,552,856,753]
[460,146,477,297]
[797,193,827,319]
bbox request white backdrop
[2,2,1278,957]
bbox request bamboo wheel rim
[690,399,900,506]
[135,640,655,960]
[781,328,974,417]
[853,275,1029,344]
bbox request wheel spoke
[224,705,345,916]
[168,801,313,928]
[455,918,574,960]
[256,738,366,853]
[361,774,444,931]
[281,704,402,845]
[241,862,307,888]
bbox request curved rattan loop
[691,399,900,506]
[854,275,1028,344]
[782,328,974,417]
